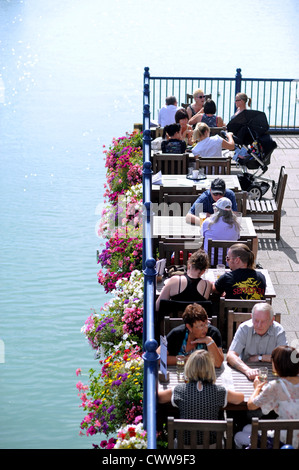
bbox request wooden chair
[218,297,266,348]
[164,314,217,336]
[246,165,288,240]
[162,194,199,216]
[160,299,214,320]
[196,157,231,175]
[250,417,299,449]
[158,241,200,266]
[152,153,189,175]
[167,417,233,449]
[235,190,248,216]
[207,238,253,268]
[227,309,281,349]
[156,185,197,204]
[209,127,227,136]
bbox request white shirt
[192,135,223,157]
[158,105,177,127]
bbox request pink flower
[76,368,82,376]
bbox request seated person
[161,123,187,154]
[175,108,193,145]
[192,122,235,157]
[188,99,225,128]
[186,178,237,221]
[156,303,224,368]
[186,88,206,121]
[201,197,240,265]
[158,95,178,127]
[226,303,288,381]
[156,249,212,312]
[158,349,244,447]
[213,243,266,300]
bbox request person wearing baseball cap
[201,197,241,265]
[186,177,237,224]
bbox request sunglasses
[197,95,205,99]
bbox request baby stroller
[226,110,278,200]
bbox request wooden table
[152,215,258,258]
[158,362,275,410]
[152,174,241,199]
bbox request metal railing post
[235,68,242,111]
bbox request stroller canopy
[227,110,269,146]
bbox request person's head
[226,243,255,270]
[187,249,210,274]
[193,88,205,104]
[210,178,226,202]
[162,123,181,139]
[193,122,210,142]
[175,108,189,128]
[165,95,177,106]
[251,303,274,336]
[271,345,299,377]
[184,349,216,383]
[204,99,216,115]
[209,197,240,230]
[235,92,252,108]
[182,303,209,340]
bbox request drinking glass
[176,355,185,382]
[258,366,268,382]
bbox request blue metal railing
[149,68,299,132]
[142,66,158,449]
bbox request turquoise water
[0,0,298,449]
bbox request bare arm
[226,350,259,381]
[191,337,224,368]
[247,378,266,410]
[227,390,244,405]
[221,132,235,150]
[157,388,173,404]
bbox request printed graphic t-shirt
[214,268,266,299]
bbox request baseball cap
[210,178,225,195]
[215,197,232,211]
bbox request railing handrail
[142,66,158,449]
[149,68,299,132]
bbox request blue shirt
[189,189,237,215]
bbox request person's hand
[245,368,259,381]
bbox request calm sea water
[0,0,298,449]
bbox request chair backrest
[227,309,281,348]
[209,127,226,136]
[207,238,253,268]
[158,185,197,204]
[167,417,233,449]
[164,314,217,335]
[251,417,299,449]
[218,297,266,347]
[275,165,288,209]
[235,191,248,216]
[162,194,199,216]
[158,241,200,266]
[160,299,214,320]
[152,153,189,175]
[196,157,231,175]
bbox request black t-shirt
[161,139,187,154]
[214,268,266,299]
[166,324,222,357]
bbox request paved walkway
[234,134,299,347]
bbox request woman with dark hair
[175,108,193,145]
[156,303,224,367]
[161,123,187,153]
[189,99,225,128]
[156,250,212,312]
[235,345,299,448]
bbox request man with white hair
[226,303,287,380]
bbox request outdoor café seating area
[149,141,299,449]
